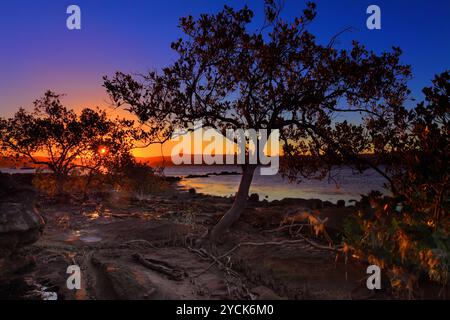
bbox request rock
[211,171,240,176]
[0,277,37,299]
[163,176,182,183]
[90,248,248,300]
[0,255,36,280]
[91,255,167,300]
[0,173,45,274]
[241,207,285,228]
[0,203,45,259]
[337,200,346,208]
[0,174,16,199]
[186,174,209,179]
[250,286,285,300]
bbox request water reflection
[171,166,388,203]
[64,229,102,243]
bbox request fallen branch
[132,253,185,281]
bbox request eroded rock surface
[0,203,44,257]
[0,173,45,279]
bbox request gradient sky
[0,0,449,156]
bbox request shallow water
[165,165,388,203]
[64,229,102,243]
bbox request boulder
[0,173,45,264]
[0,203,45,258]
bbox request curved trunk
[54,172,67,199]
[210,164,257,241]
[56,175,64,196]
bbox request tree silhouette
[0,91,136,195]
[391,71,449,225]
[104,1,411,240]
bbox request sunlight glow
[98,146,108,155]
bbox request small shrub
[116,162,168,197]
[32,171,110,197]
[343,192,449,295]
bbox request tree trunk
[210,164,257,241]
[55,174,65,197]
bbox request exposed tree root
[217,238,341,262]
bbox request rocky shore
[0,173,444,300]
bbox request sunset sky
[1,0,449,157]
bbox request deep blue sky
[0,0,449,117]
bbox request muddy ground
[2,189,389,300]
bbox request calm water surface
[164,165,388,203]
[1,165,388,203]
